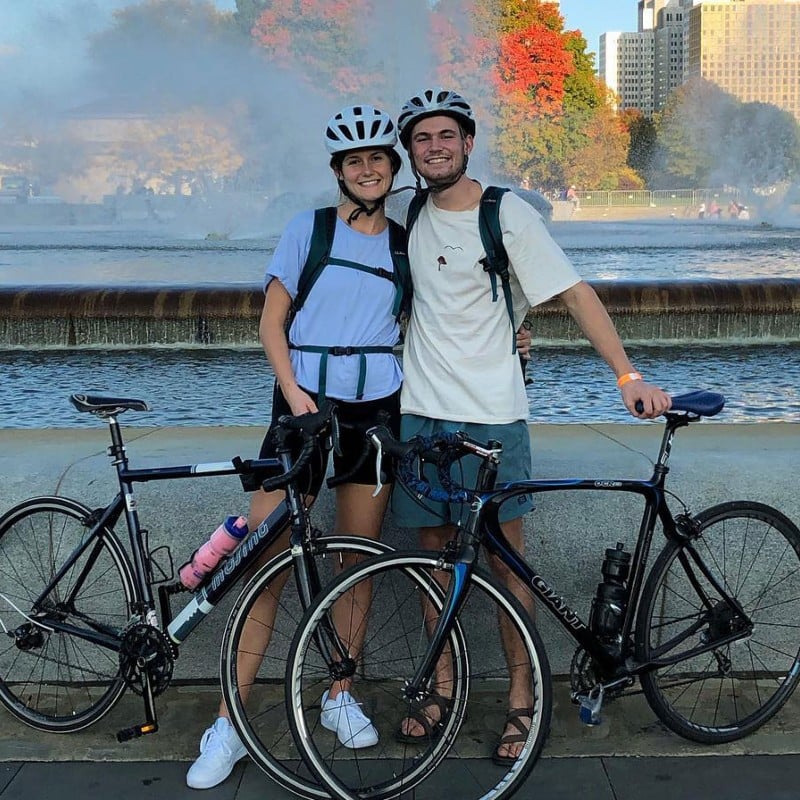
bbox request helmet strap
[409,152,469,195]
[337,178,391,225]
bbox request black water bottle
[589,542,631,642]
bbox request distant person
[698,202,706,219]
[392,86,671,763]
[566,184,579,210]
[708,200,721,219]
[728,200,740,219]
[186,103,410,790]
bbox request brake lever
[370,433,384,498]
[332,410,343,457]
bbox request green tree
[654,78,737,187]
[88,0,241,104]
[623,109,658,185]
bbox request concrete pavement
[0,422,798,797]
[0,680,799,798]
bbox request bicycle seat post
[105,413,130,470]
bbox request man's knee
[419,525,454,550]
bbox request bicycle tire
[286,550,552,800]
[0,496,136,732]
[221,535,394,800]
[637,501,800,744]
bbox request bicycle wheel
[637,501,800,743]
[0,497,136,732]
[286,551,552,800]
[221,535,394,800]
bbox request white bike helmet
[397,87,476,148]
[325,105,397,155]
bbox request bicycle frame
[32,413,322,651]
[411,414,751,692]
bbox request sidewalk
[2,754,800,799]
[1,681,798,798]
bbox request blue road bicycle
[285,390,800,800]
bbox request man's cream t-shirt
[401,190,581,424]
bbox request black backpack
[405,186,516,353]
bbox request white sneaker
[320,690,379,749]
[186,716,248,789]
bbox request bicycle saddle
[668,390,725,418]
[70,393,151,414]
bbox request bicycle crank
[119,623,174,697]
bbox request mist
[0,0,474,227]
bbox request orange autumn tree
[251,0,378,99]
[431,0,632,189]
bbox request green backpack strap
[405,189,430,238]
[478,186,515,353]
[294,207,338,314]
[387,218,412,320]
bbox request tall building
[686,0,800,121]
[600,31,655,114]
[654,0,690,110]
[601,0,800,122]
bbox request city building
[686,0,800,122]
[600,0,800,121]
[600,30,655,114]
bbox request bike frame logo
[530,575,585,631]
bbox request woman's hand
[282,384,318,416]
[516,322,532,359]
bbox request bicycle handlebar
[367,426,498,504]
[326,410,392,489]
[365,389,727,504]
[259,403,338,493]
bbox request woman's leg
[216,487,296,718]
[327,481,390,698]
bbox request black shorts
[258,384,401,495]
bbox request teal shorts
[391,415,534,528]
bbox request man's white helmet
[397,88,475,148]
[325,105,397,155]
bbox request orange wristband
[617,372,643,388]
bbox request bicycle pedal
[577,685,605,726]
[578,704,602,726]
[116,722,159,742]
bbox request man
[392,87,671,762]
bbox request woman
[186,104,408,790]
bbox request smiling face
[333,148,395,204]
[408,114,473,188]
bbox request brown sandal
[492,707,533,766]
[395,691,452,743]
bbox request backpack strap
[478,186,515,354]
[288,344,394,404]
[405,189,430,238]
[388,218,412,320]
[294,207,338,315]
[288,208,406,403]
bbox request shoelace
[200,724,235,756]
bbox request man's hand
[621,380,672,419]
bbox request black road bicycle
[0,393,392,800]
[284,390,800,800]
